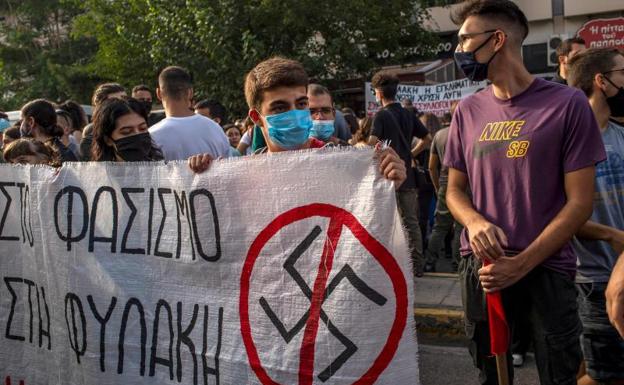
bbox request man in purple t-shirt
[444,1,606,384]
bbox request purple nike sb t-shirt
[443,78,606,277]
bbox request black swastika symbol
[259,225,388,382]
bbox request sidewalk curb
[414,306,465,339]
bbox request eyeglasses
[310,107,333,115]
[604,68,624,75]
[457,29,497,51]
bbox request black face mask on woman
[113,132,153,161]
[603,75,624,117]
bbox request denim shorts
[577,282,624,382]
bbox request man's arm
[479,166,596,292]
[410,134,432,158]
[606,252,624,339]
[446,167,508,261]
[577,221,624,255]
[428,151,440,192]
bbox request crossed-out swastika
[259,225,387,382]
[240,204,409,385]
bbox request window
[522,43,549,74]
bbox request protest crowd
[1,0,624,384]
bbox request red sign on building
[578,17,624,50]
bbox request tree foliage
[0,0,101,110]
[1,0,438,114]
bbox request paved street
[418,343,539,385]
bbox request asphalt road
[418,343,539,385]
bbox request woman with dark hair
[351,117,372,148]
[343,113,359,136]
[58,100,88,142]
[91,97,163,162]
[20,99,78,162]
[56,109,80,159]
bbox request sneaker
[512,354,524,367]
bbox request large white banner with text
[365,79,487,117]
[0,148,417,385]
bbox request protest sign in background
[0,149,418,385]
[365,79,486,117]
[578,17,624,50]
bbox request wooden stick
[496,354,510,385]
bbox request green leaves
[1,0,437,115]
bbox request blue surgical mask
[310,120,335,141]
[454,33,498,82]
[264,109,313,150]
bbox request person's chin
[268,139,309,153]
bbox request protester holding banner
[368,70,431,277]
[189,57,406,190]
[20,99,78,163]
[444,1,606,384]
[567,47,624,385]
[90,97,164,162]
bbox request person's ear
[493,30,506,51]
[214,117,221,125]
[595,73,608,93]
[104,136,114,147]
[156,88,163,102]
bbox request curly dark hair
[91,97,163,162]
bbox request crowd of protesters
[0,0,623,384]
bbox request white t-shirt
[148,114,230,161]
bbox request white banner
[365,78,487,117]
[0,148,417,385]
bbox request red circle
[239,203,408,385]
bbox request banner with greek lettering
[365,79,487,117]
[0,148,418,385]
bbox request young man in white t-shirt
[149,66,230,161]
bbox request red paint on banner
[239,203,408,385]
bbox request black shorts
[577,282,624,382]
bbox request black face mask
[454,33,498,82]
[603,76,624,117]
[113,132,153,161]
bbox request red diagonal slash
[298,218,343,385]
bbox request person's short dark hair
[21,99,63,138]
[308,83,331,98]
[568,48,623,97]
[0,111,8,120]
[158,66,193,100]
[371,71,400,100]
[451,0,529,43]
[132,84,151,95]
[194,99,228,124]
[58,100,88,132]
[92,83,126,107]
[244,57,309,110]
[556,37,586,58]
